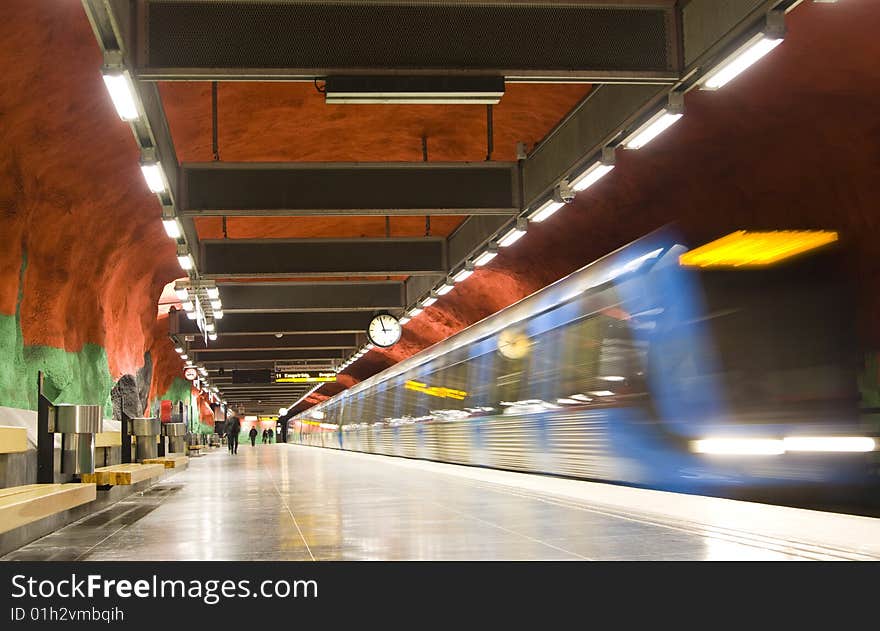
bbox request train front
[628,231,879,502]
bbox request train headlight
[691,438,784,455]
[782,437,876,453]
[692,436,877,455]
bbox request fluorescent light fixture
[588,391,615,397]
[703,36,782,89]
[101,70,139,121]
[205,322,215,332]
[162,219,182,239]
[174,283,189,301]
[420,295,438,307]
[365,344,375,350]
[702,14,785,90]
[407,307,423,317]
[174,347,183,354]
[600,376,626,382]
[210,299,222,310]
[181,300,194,312]
[528,199,565,223]
[206,286,219,300]
[498,218,528,248]
[783,436,876,453]
[691,438,785,455]
[570,147,616,192]
[399,316,411,325]
[213,310,223,319]
[452,264,475,283]
[437,282,454,296]
[176,244,194,271]
[140,162,166,194]
[180,354,188,360]
[208,333,218,341]
[473,243,499,267]
[177,254,194,271]
[623,93,684,150]
[186,311,197,320]
[325,76,505,105]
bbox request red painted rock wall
[0,0,182,381]
[147,314,188,408]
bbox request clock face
[367,313,402,348]
[497,328,530,360]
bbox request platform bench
[80,463,164,486]
[0,484,97,535]
[0,426,28,454]
[143,455,189,469]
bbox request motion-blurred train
[292,228,879,501]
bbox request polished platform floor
[4,444,880,561]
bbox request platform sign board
[184,367,198,381]
[274,371,337,384]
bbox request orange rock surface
[0,0,182,381]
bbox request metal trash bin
[55,404,103,475]
[162,422,187,454]
[130,418,161,462]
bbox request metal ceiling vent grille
[145,1,673,73]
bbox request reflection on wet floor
[2,445,870,561]
[3,486,181,561]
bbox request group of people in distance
[250,426,275,445]
[224,415,287,455]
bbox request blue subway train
[293,228,878,500]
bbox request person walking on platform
[226,415,241,455]
[249,426,258,447]
[262,428,269,444]
[280,419,288,445]
[267,428,274,444]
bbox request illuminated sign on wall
[404,380,467,400]
[274,372,337,383]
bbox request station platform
[3,444,879,561]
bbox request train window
[695,254,859,422]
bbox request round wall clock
[497,328,531,360]
[367,313,402,348]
